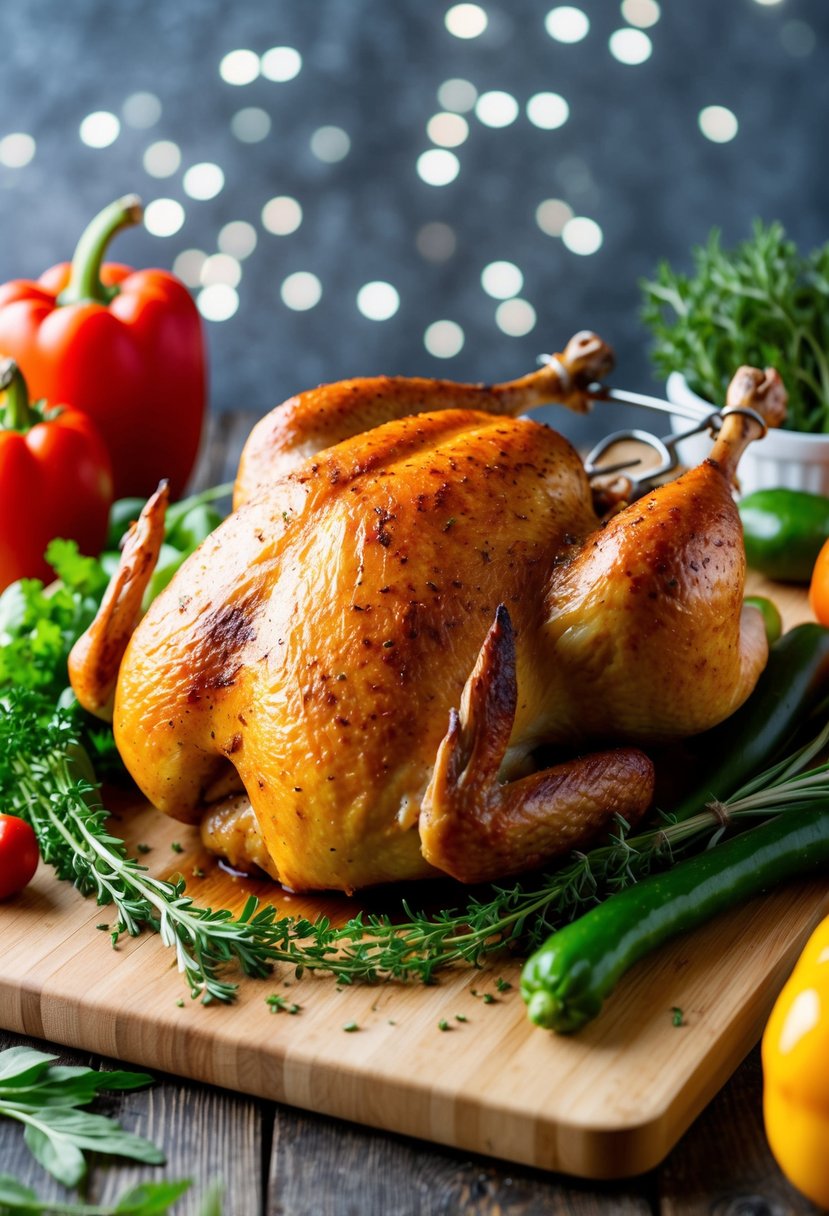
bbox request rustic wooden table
[0,1028,817,1214]
[0,414,821,1214]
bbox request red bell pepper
[0,195,206,499]
[0,358,113,591]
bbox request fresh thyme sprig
[5,685,829,997]
[0,690,296,1004]
[270,715,829,982]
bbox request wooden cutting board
[0,577,824,1181]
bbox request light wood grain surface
[0,568,824,1182]
[1,413,825,1209]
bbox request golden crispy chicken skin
[69,338,786,893]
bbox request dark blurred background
[0,0,825,446]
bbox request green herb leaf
[113,1180,193,1215]
[641,221,829,433]
[0,1173,191,1215]
[0,1046,162,1186]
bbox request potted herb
[641,222,829,495]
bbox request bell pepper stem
[57,195,144,307]
[0,358,38,431]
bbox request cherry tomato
[809,538,829,626]
[0,815,39,899]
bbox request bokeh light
[281,271,322,310]
[201,254,242,288]
[122,92,162,128]
[416,149,460,186]
[231,108,271,143]
[198,284,239,321]
[495,298,536,336]
[144,198,185,237]
[219,49,260,85]
[609,28,653,64]
[444,4,488,38]
[621,0,660,27]
[356,281,400,321]
[698,105,739,142]
[262,196,303,235]
[143,140,181,178]
[481,261,523,299]
[79,111,120,148]
[183,163,225,200]
[475,91,519,128]
[310,126,351,162]
[536,198,574,236]
[424,320,464,358]
[172,249,207,288]
[526,93,570,130]
[437,78,478,112]
[219,221,258,259]
[0,133,35,168]
[545,7,590,43]
[416,222,457,261]
[261,46,302,81]
[561,216,603,254]
[427,112,469,147]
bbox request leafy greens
[641,220,829,432]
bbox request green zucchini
[670,623,829,822]
[522,807,829,1033]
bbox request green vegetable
[0,539,108,699]
[522,805,829,1034]
[739,488,829,583]
[0,1045,162,1187]
[0,483,233,783]
[669,623,829,822]
[743,595,782,644]
[7,686,829,998]
[641,221,829,432]
[105,497,147,550]
[0,1175,191,1215]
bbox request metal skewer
[585,383,717,424]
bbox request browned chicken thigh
[69,335,786,892]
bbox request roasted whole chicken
[69,333,786,893]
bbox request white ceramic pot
[666,372,829,497]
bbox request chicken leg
[234,330,614,505]
[536,367,787,743]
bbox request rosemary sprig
[5,686,829,997]
[0,691,294,1004]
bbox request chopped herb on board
[266,994,301,1015]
